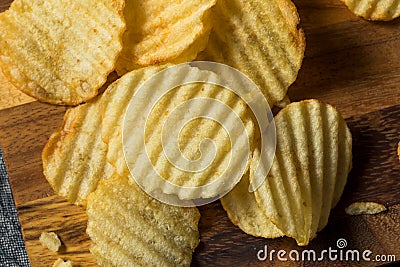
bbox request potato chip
[342,0,400,21]
[44,62,256,205]
[220,171,283,238]
[86,175,200,267]
[251,100,352,246]
[104,64,255,201]
[100,66,169,178]
[0,0,125,105]
[197,0,305,107]
[115,0,216,75]
[42,95,115,205]
[345,202,387,215]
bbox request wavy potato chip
[106,64,255,201]
[116,0,215,75]
[197,0,305,107]
[343,0,400,21]
[220,171,283,238]
[100,65,169,178]
[345,202,387,215]
[86,175,200,267]
[252,100,352,246]
[42,95,115,205]
[0,0,125,105]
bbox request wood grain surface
[0,0,400,266]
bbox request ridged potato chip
[42,95,115,205]
[345,202,387,215]
[86,175,200,267]
[252,100,352,246]
[106,64,255,201]
[100,66,168,178]
[343,0,400,21]
[197,0,305,107]
[220,171,283,238]
[115,0,216,75]
[0,0,125,105]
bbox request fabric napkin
[0,147,30,267]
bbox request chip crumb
[39,232,62,252]
[53,258,73,267]
[345,202,387,215]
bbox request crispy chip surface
[86,175,200,267]
[42,95,115,205]
[106,64,255,201]
[100,66,167,177]
[197,0,305,107]
[115,0,215,75]
[220,171,283,238]
[0,0,125,105]
[251,100,352,246]
[345,202,387,215]
[343,0,400,21]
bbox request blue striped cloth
[0,147,30,267]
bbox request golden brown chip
[42,94,115,205]
[115,0,216,75]
[220,171,283,238]
[0,0,125,105]
[342,0,400,21]
[104,64,255,201]
[86,175,200,267]
[252,100,352,246]
[345,202,387,215]
[197,0,305,107]
[100,65,169,178]
[43,63,256,205]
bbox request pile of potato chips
[0,0,362,265]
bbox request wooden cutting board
[1,0,400,266]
